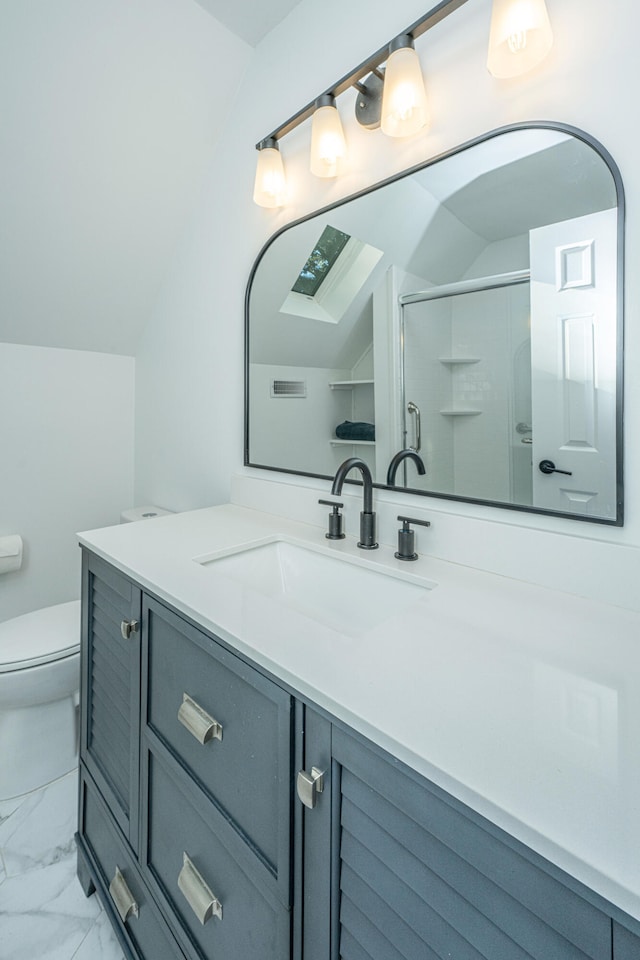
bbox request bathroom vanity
[75,503,640,960]
[77,551,291,959]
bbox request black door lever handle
[539,459,573,476]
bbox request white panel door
[530,209,618,519]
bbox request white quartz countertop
[79,504,640,921]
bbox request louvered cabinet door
[302,712,611,960]
[80,550,142,849]
[614,922,640,959]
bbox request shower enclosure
[399,271,533,506]
[395,207,618,519]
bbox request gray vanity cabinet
[301,707,617,960]
[77,551,293,960]
[78,551,640,960]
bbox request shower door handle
[407,402,421,453]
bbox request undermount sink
[194,538,435,636]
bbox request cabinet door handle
[120,619,139,640]
[178,693,223,745]
[109,866,139,924]
[178,853,223,925]
[296,767,325,809]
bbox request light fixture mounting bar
[255,0,471,148]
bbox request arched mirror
[245,124,624,524]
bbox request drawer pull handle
[120,619,139,640]
[109,866,139,924]
[178,853,222,925]
[178,693,223,745]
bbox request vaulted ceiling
[0,0,303,357]
[191,0,303,46]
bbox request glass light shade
[487,0,553,78]
[310,105,347,178]
[253,146,286,208]
[380,45,429,138]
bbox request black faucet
[331,457,378,550]
[386,449,426,486]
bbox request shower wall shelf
[438,358,481,365]
[330,439,376,446]
[439,409,482,416]
[329,379,375,389]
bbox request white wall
[0,0,250,356]
[0,0,249,620]
[249,363,353,475]
[0,345,134,621]
[134,0,640,602]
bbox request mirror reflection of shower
[400,272,532,505]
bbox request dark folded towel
[335,421,375,441]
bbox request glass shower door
[399,276,532,505]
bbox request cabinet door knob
[296,767,325,809]
[109,866,139,924]
[120,619,139,640]
[178,693,223,745]
[178,853,222,925]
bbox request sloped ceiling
[249,130,618,371]
[0,0,252,356]
[442,138,616,241]
[192,0,303,46]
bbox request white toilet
[0,600,80,800]
[0,507,173,801]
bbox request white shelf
[438,358,481,365]
[439,409,482,417]
[330,439,376,446]
[329,379,374,389]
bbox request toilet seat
[0,600,80,672]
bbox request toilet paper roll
[0,535,23,574]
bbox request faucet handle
[395,515,431,561]
[318,499,345,540]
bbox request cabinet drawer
[79,772,185,960]
[143,597,291,876]
[143,752,290,960]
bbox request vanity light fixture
[310,95,348,178]
[253,138,287,209]
[253,0,554,207]
[487,0,554,78]
[380,35,430,138]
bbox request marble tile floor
[0,769,126,960]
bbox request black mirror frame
[244,121,625,526]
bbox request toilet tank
[120,505,174,523]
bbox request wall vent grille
[271,380,306,398]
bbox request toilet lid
[0,600,80,672]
